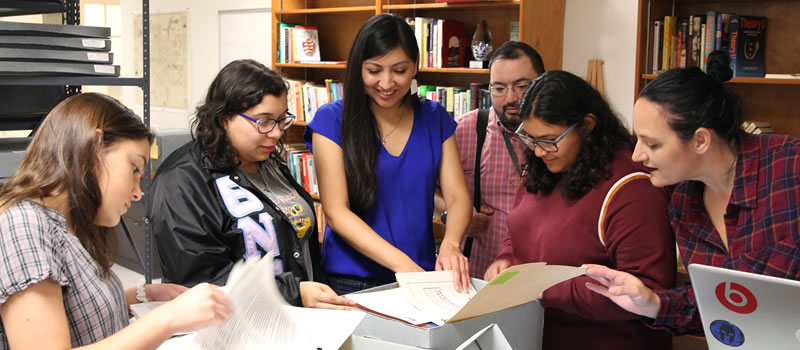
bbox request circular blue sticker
[710,320,745,347]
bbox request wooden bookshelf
[272,0,566,99]
[636,4,800,349]
[635,0,800,137]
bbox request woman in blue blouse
[304,14,472,294]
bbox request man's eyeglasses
[515,123,577,152]
[489,82,531,97]
[238,112,296,134]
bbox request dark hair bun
[706,50,733,83]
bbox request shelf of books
[635,0,800,137]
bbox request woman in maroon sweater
[484,71,675,349]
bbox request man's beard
[495,104,521,131]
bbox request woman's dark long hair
[341,14,420,215]
[0,93,153,276]
[519,70,634,199]
[192,59,288,170]
[638,50,740,144]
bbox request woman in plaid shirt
[585,52,800,335]
[0,93,233,349]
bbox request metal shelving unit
[0,0,154,282]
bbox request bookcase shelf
[275,6,376,15]
[382,1,519,10]
[274,64,490,75]
[275,63,346,69]
[641,74,800,86]
[419,67,488,74]
[635,0,800,138]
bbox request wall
[562,0,638,129]
[120,0,268,130]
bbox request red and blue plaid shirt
[454,108,526,279]
[651,132,800,335]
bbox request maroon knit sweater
[497,149,675,350]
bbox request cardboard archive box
[350,278,543,349]
[348,263,586,349]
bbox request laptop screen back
[687,263,800,350]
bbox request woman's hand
[483,258,511,281]
[436,241,471,292]
[300,281,356,310]
[145,283,188,302]
[583,264,661,318]
[150,282,234,334]
[465,206,494,237]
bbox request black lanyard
[502,133,523,177]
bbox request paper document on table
[288,305,365,349]
[158,305,363,350]
[395,270,477,325]
[346,287,439,325]
[191,255,312,349]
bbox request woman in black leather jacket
[147,59,353,309]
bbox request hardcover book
[704,11,716,71]
[689,15,704,68]
[715,13,733,52]
[729,15,766,77]
[653,21,663,74]
[439,19,466,68]
[292,26,320,62]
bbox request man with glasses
[434,41,545,279]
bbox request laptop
[687,263,800,350]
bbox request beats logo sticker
[715,281,757,314]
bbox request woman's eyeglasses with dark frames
[515,123,577,152]
[238,112,296,134]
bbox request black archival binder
[0,35,111,51]
[0,47,113,64]
[0,61,120,76]
[0,21,110,38]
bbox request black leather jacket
[146,141,325,306]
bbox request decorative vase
[471,19,493,66]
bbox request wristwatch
[440,211,448,225]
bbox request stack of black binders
[0,21,119,76]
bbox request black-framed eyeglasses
[515,123,577,152]
[489,81,531,97]
[238,112,296,134]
